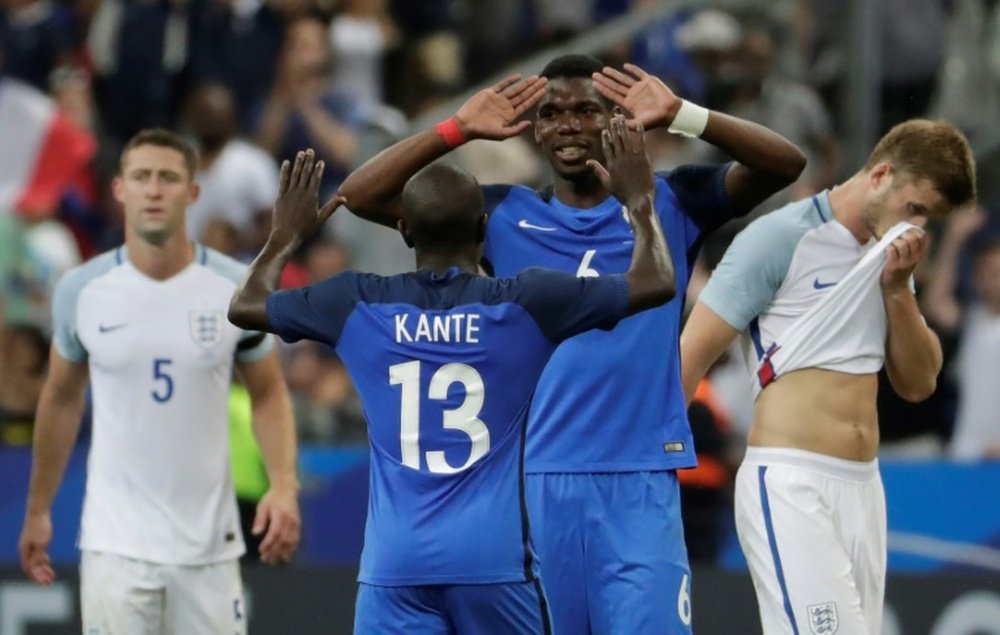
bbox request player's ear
[397,218,415,249]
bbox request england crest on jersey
[189,310,223,348]
[807,602,838,634]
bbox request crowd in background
[1,1,999,500]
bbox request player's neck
[828,174,874,244]
[552,173,610,209]
[414,250,480,276]
[125,228,196,281]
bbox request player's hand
[882,227,928,293]
[270,149,346,245]
[592,63,681,131]
[586,116,655,208]
[19,511,56,585]
[454,74,547,141]
[253,485,301,565]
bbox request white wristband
[667,100,709,138]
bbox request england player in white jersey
[18,129,301,635]
[681,119,977,634]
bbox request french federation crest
[189,310,223,348]
[807,602,839,634]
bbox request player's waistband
[742,446,878,482]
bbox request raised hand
[454,74,548,141]
[882,227,928,293]
[271,149,346,243]
[592,63,681,131]
[585,116,655,206]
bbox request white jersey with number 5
[52,245,273,565]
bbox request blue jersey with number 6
[266,267,628,584]
[482,165,742,473]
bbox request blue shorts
[526,471,692,634]
[354,580,551,634]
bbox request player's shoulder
[57,248,123,297]
[742,194,825,243]
[197,245,249,286]
[482,182,545,218]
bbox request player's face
[862,165,946,238]
[114,145,198,245]
[534,77,612,180]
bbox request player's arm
[336,74,547,228]
[882,228,943,402]
[592,63,806,212]
[19,349,89,585]
[229,150,344,332]
[587,116,675,312]
[680,215,792,403]
[235,350,300,564]
[680,302,741,405]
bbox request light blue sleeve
[699,206,813,331]
[50,250,119,362]
[201,246,276,363]
[51,270,88,362]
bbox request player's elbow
[227,297,257,331]
[777,144,808,184]
[895,377,937,403]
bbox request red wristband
[435,117,467,148]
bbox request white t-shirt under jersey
[52,244,273,565]
[700,191,890,396]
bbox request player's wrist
[435,117,469,148]
[667,100,709,138]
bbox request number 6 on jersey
[389,361,489,474]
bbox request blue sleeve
[658,163,742,232]
[481,184,514,274]
[482,184,514,216]
[698,213,800,331]
[514,268,630,342]
[265,272,360,346]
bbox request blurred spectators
[923,209,1000,460]
[0,0,77,91]
[327,0,399,107]
[250,16,364,194]
[87,0,192,144]
[189,0,285,126]
[0,322,48,445]
[183,83,280,246]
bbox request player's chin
[551,157,596,179]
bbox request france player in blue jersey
[337,55,806,633]
[338,56,806,632]
[230,125,677,634]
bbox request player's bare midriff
[749,368,880,462]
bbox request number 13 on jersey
[389,361,489,474]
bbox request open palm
[592,63,681,131]
[455,75,548,141]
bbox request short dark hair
[540,54,604,80]
[864,119,977,212]
[119,128,197,179]
[401,164,484,250]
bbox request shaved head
[401,164,485,250]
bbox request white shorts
[734,447,887,635]
[80,550,247,635]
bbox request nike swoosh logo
[98,323,128,333]
[813,278,838,289]
[518,219,557,232]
